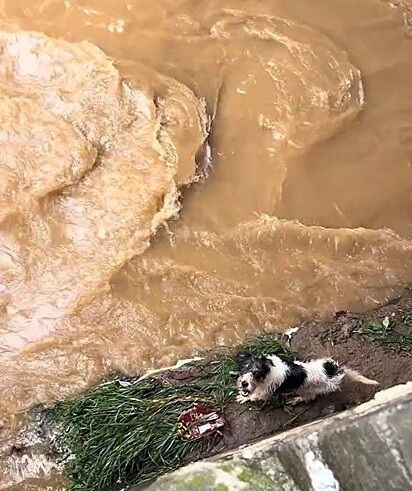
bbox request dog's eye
[253,369,265,380]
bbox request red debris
[176,403,226,440]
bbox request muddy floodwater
[0,0,412,486]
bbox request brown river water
[0,0,412,487]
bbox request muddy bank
[185,290,412,455]
[1,290,411,490]
[141,383,412,491]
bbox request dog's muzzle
[236,376,251,396]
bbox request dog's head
[236,354,272,397]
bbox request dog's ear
[260,355,273,370]
[237,353,251,370]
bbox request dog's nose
[241,381,248,388]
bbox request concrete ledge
[140,382,412,491]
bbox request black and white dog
[236,354,379,405]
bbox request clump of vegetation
[49,335,294,491]
[362,316,395,342]
[402,311,412,327]
[362,313,412,352]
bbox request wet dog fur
[236,354,379,405]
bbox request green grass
[48,335,294,491]
[402,311,412,327]
[362,313,412,352]
[362,316,395,342]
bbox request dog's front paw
[286,396,306,406]
[236,394,250,405]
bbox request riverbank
[186,289,412,455]
[139,382,412,491]
[1,291,411,490]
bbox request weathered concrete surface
[140,382,412,491]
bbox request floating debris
[136,357,205,383]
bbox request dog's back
[322,358,343,378]
[293,357,345,397]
